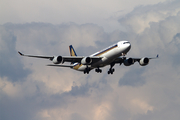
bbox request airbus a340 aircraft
[18,41,158,74]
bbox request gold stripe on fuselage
[73,63,82,70]
[95,45,118,56]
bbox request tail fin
[69,45,77,56]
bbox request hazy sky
[1,0,180,120]
[1,0,168,32]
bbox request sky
[1,0,180,120]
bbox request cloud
[119,0,180,34]
[119,67,146,87]
[1,0,167,32]
[0,25,30,82]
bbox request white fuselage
[73,41,131,71]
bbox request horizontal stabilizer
[47,64,74,68]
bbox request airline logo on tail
[69,45,81,68]
[69,45,77,56]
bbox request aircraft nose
[127,43,131,50]
[124,43,131,53]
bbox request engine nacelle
[53,56,63,64]
[123,58,134,66]
[139,57,149,66]
[81,57,92,65]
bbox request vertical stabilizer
[69,45,77,56]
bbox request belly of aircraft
[77,47,124,71]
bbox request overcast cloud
[1,0,180,120]
[1,0,168,32]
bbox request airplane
[18,41,158,74]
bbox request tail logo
[69,45,77,56]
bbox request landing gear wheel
[108,68,115,75]
[84,67,90,74]
[95,68,102,73]
[107,63,115,75]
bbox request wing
[18,51,102,64]
[62,56,102,63]
[18,51,54,60]
[131,54,159,61]
[113,54,159,65]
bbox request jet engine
[139,57,149,66]
[53,56,63,64]
[81,57,92,65]
[123,58,134,66]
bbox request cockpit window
[123,42,130,44]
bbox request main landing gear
[108,68,115,74]
[84,63,115,74]
[108,63,115,74]
[95,67,102,73]
[84,66,90,74]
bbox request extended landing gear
[108,68,115,74]
[84,67,90,74]
[108,63,115,74]
[95,67,102,73]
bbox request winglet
[18,51,24,56]
[149,54,159,59]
